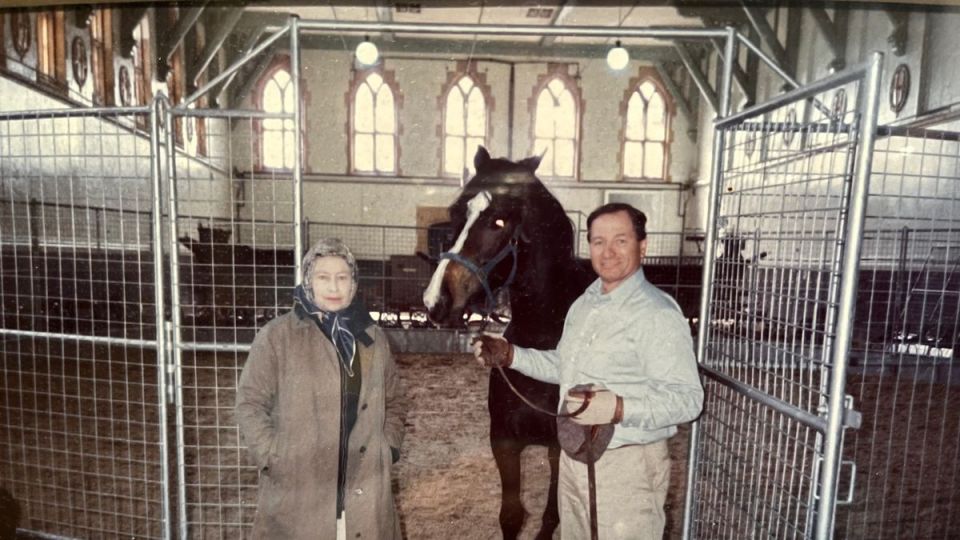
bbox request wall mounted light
[355,37,379,67]
[606,40,629,71]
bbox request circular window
[11,12,31,60]
[889,64,910,114]
[118,66,132,106]
[71,37,88,88]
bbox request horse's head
[423,146,572,327]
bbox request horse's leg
[491,436,526,540]
[534,442,561,540]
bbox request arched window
[531,68,580,178]
[442,73,490,177]
[350,69,399,174]
[258,65,296,170]
[621,70,673,180]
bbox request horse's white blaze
[423,191,492,310]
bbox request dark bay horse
[423,147,594,539]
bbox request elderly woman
[236,238,406,539]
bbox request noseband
[439,227,521,318]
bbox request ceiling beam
[807,7,848,71]
[885,8,909,56]
[655,61,694,128]
[214,24,266,107]
[117,6,148,58]
[711,37,752,105]
[231,42,279,107]
[192,8,246,86]
[376,1,395,42]
[741,4,788,69]
[675,43,718,113]
[540,0,575,47]
[162,4,205,62]
[299,33,679,62]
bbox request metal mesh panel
[0,109,168,537]
[170,108,296,537]
[837,127,960,538]
[691,76,864,538]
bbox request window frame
[89,8,114,106]
[253,54,309,172]
[527,63,583,180]
[618,67,675,182]
[36,10,66,94]
[346,63,402,176]
[438,62,494,178]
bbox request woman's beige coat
[235,310,406,539]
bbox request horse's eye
[494,219,505,229]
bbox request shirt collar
[587,267,646,304]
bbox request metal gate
[684,54,883,538]
[0,105,172,538]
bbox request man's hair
[586,203,647,241]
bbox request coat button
[359,446,367,454]
[354,488,363,496]
[361,403,368,410]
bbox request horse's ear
[474,146,491,171]
[517,154,542,173]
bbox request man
[473,203,703,539]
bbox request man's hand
[563,385,624,425]
[471,334,513,368]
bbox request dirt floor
[392,353,690,540]
[3,344,956,539]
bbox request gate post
[814,51,884,539]
[682,25,738,540]
[151,93,174,540]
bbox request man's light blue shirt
[511,268,704,448]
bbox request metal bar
[0,105,151,120]
[292,16,304,284]
[683,25,737,540]
[675,43,719,113]
[149,95,173,540]
[169,108,292,120]
[178,341,252,353]
[296,20,730,39]
[700,365,830,432]
[0,327,160,348]
[717,56,869,127]
[712,37,751,103]
[814,51,884,540]
[181,21,290,108]
[191,8,246,86]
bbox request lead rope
[475,316,589,419]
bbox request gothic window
[531,69,580,178]
[621,71,673,180]
[350,68,400,174]
[442,73,489,177]
[258,64,296,169]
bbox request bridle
[439,226,521,319]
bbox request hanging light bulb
[355,37,379,66]
[606,40,629,71]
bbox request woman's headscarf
[292,238,373,375]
